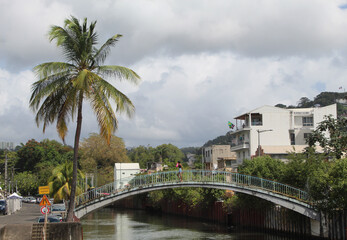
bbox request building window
[302,117,313,126]
[304,133,312,139]
[251,114,263,126]
[290,133,295,145]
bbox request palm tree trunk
[66,94,83,222]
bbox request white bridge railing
[75,170,310,208]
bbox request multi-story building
[0,142,14,150]
[202,145,236,170]
[229,104,337,164]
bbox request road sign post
[39,194,51,240]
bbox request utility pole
[11,167,14,194]
[4,150,8,198]
[257,129,273,157]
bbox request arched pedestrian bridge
[74,170,318,220]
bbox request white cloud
[1,0,347,147]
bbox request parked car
[51,204,66,216]
[37,215,61,223]
[24,196,36,203]
[0,200,7,215]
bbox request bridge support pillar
[310,212,328,238]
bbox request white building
[230,104,337,164]
[114,163,140,189]
[0,142,14,150]
[202,145,236,170]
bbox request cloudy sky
[1,0,347,148]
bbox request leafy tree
[127,145,155,169]
[238,156,286,181]
[297,97,313,108]
[155,144,185,167]
[307,116,347,159]
[14,171,39,196]
[128,144,185,169]
[16,139,71,173]
[80,133,130,185]
[275,103,287,108]
[16,139,43,172]
[327,158,347,210]
[49,161,85,203]
[29,16,140,221]
[148,187,225,210]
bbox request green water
[81,208,302,240]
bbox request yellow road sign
[39,186,50,195]
[40,195,51,206]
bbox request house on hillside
[147,162,163,172]
[202,145,236,170]
[229,104,337,164]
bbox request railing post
[261,178,263,189]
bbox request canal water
[81,208,300,240]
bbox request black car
[37,215,61,223]
[0,200,7,215]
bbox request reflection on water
[82,208,300,240]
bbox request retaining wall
[0,222,82,240]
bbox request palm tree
[30,16,140,221]
[49,160,85,203]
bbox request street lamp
[257,129,273,157]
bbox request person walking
[176,161,183,182]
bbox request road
[0,203,42,227]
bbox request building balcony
[230,141,250,151]
[230,126,251,134]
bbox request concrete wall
[0,223,83,240]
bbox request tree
[127,145,155,169]
[307,116,347,159]
[275,103,287,108]
[80,133,130,185]
[297,97,313,108]
[29,16,140,221]
[16,139,43,172]
[14,171,39,196]
[238,156,286,182]
[155,144,185,168]
[49,161,85,203]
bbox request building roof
[234,105,288,120]
[114,163,140,170]
[262,145,323,154]
[234,104,336,120]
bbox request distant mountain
[202,131,234,148]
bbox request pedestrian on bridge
[176,161,183,182]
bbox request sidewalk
[0,203,42,227]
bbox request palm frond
[97,65,140,85]
[93,34,122,65]
[94,76,136,118]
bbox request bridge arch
[74,170,318,221]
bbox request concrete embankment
[0,223,82,240]
[0,203,82,239]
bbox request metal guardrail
[75,170,310,208]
